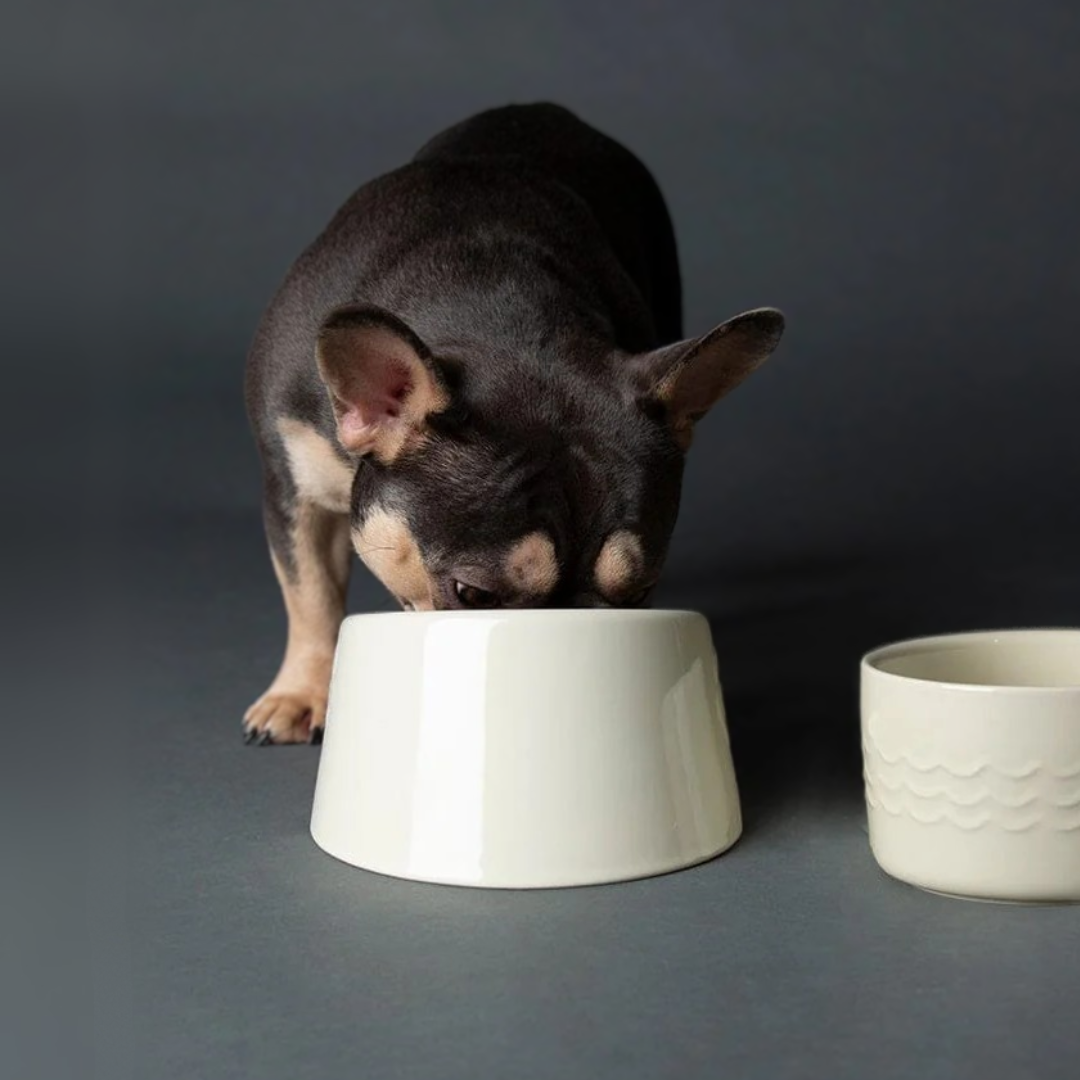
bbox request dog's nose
[568,593,612,609]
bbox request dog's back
[414,103,682,343]
[247,103,681,460]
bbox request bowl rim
[861,627,1080,693]
[338,607,705,626]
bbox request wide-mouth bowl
[862,629,1080,692]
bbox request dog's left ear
[627,307,785,447]
[316,304,451,461]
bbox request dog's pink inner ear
[334,357,411,445]
[316,308,448,459]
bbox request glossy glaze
[861,629,1080,902]
[311,610,742,888]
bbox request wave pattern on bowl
[863,743,1080,780]
[863,733,1080,833]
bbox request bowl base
[310,827,741,890]
[914,884,1079,907]
[876,865,1080,906]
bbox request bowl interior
[869,631,1080,689]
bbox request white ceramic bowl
[310,609,742,888]
[861,629,1080,902]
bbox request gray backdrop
[8,2,1079,1079]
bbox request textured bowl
[861,629,1080,902]
[310,609,742,888]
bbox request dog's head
[316,304,784,610]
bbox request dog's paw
[243,686,327,746]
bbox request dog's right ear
[625,307,785,449]
[316,305,450,461]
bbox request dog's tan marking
[245,501,352,743]
[352,507,435,610]
[594,530,645,596]
[277,418,354,514]
[504,531,558,596]
[371,419,434,466]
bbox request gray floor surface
[7,510,1076,1079]
[74,514,1074,1080]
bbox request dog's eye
[453,581,501,609]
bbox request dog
[243,103,784,745]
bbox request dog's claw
[244,686,328,745]
[243,728,259,744]
[309,727,324,746]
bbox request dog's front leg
[244,495,351,745]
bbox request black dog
[244,103,784,744]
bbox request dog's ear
[627,308,785,448]
[316,305,450,460]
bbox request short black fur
[246,102,685,598]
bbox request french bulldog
[244,102,784,744]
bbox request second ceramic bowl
[862,629,1080,902]
[310,609,743,888]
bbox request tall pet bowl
[311,609,742,888]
